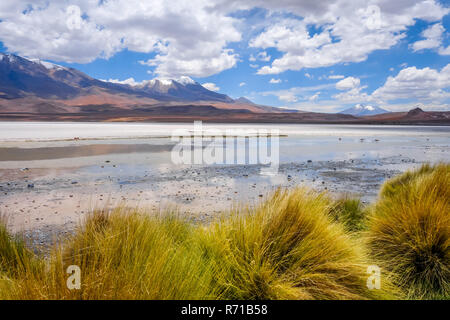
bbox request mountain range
[339,104,389,116]
[0,53,449,124]
[0,53,290,114]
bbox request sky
[0,0,449,113]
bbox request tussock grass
[366,163,450,299]
[1,209,217,299]
[0,189,395,300]
[2,163,448,300]
[329,197,366,232]
[0,217,43,277]
[197,188,392,300]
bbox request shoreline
[1,115,449,126]
[1,155,419,249]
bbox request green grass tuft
[366,163,450,299]
[329,197,366,232]
[196,188,393,299]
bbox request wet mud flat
[0,154,419,250]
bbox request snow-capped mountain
[0,53,234,103]
[339,104,389,116]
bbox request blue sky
[0,1,449,112]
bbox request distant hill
[339,104,389,116]
[361,107,450,124]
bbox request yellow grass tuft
[366,163,450,299]
[0,188,398,300]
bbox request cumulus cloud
[412,23,444,52]
[249,51,271,62]
[439,46,450,56]
[202,82,220,92]
[333,76,371,103]
[239,82,246,87]
[333,64,450,105]
[247,0,449,74]
[269,78,282,84]
[372,64,450,102]
[0,0,241,77]
[336,77,361,90]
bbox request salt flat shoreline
[0,155,420,250]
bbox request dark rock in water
[27,183,34,188]
[71,181,78,184]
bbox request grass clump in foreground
[1,163,448,300]
[0,189,394,300]
[366,163,450,299]
[197,188,391,299]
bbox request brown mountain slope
[362,108,450,124]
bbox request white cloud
[372,64,450,102]
[412,23,444,52]
[336,77,361,90]
[249,51,271,62]
[438,46,450,56]
[247,1,449,74]
[278,93,298,103]
[104,78,142,86]
[269,78,282,84]
[202,82,220,92]
[309,92,320,101]
[333,76,372,103]
[261,83,334,103]
[328,75,345,79]
[0,0,241,77]
[239,82,246,87]
[249,64,259,68]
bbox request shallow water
[0,122,449,167]
[0,122,449,234]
